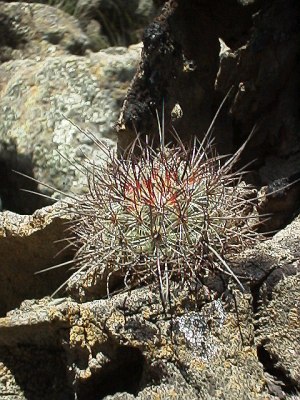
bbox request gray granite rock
[0,43,142,212]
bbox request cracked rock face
[257,274,300,390]
[117,0,300,191]
[0,203,299,399]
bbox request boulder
[0,43,142,213]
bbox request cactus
[63,129,259,307]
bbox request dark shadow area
[0,11,27,62]
[117,0,261,155]
[0,151,52,214]
[256,173,300,234]
[0,12,26,47]
[76,345,145,400]
[257,345,299,396]
[0,345,74,400]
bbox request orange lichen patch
[68,306,107,349]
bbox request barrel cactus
[61,131,258,306]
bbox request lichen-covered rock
[0,360,25,399]
[0,43,142,213]
[256,175,300,232]
[119,382,199,400]
[0,289,268,399]
[0,209,300,398]
[0,210,299,397]
[0,2,90,62]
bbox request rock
[0,43,142,213]
[216,0,300,170]
[0,287,267,399]
[0,0,299,398]
[0,202,72,316]
[117,0,300,193]
[234,212,300,294]
[0,0,157,50]
[257,173,300,232]
[0,2,90,62]
[0,202,299,398]
[256,274,300,395]
[116,0,260,152]
[84,18,110,51]
[0,296,74,399]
